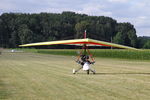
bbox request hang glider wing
[19,38,137,50]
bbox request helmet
[81,55,89,61]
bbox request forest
[0,11,149,48]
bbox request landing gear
[91,69,96,74]
[73,69,96,74]
[87,70,89,74]
[73,69,76,74]
[87,70,96,74]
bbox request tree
[137,36,150,48]
[113,32,125,45]
[143,40,150,49]
[116,23,137,47]
[9,31,20,47]
[18,24,34,44]
[127,29,137,47]
[75,21,90,38]
[0,12,138,48]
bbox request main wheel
[93,70,96,74]
[87,70,89,74]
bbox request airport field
[0,50,150,100]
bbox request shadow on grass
[95,72,150,75]
[75,72,150,75]
[0,80,11,99]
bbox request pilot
[77,55,95,65]
[75,55,95,74]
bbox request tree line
[0,11,149,48]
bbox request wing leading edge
[19,38,137,50]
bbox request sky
[0,0,150,36]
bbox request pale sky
[0,0,150,36]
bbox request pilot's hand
[76,60,80,64]
[91,61,95,64]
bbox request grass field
[0,51,150,100]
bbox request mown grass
[0,80,10,99]
[0,51,150,100]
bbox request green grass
[0,51,150,100]
[35,49,150,60]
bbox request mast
[84,30,87,39]
[83,30,87,55]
